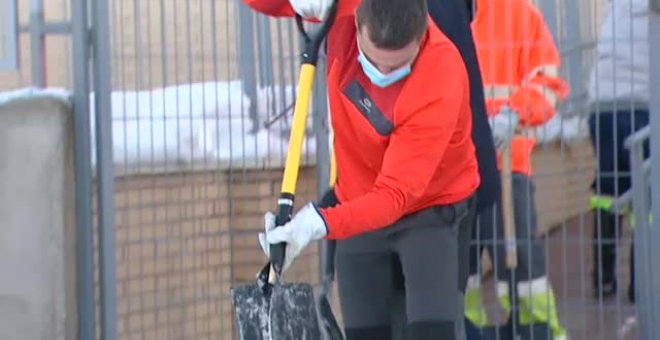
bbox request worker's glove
[258,203,328,272]
[489,106,520,149]
[289,0,334,21]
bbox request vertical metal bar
[313,54,330,284]
[30,0,46,86]
[257,16,274,88]
[313,61,330,198]
[237,2,259,131]
[0,0,19,70]
[562,0,586,115]
[91,0,117,337]
[537,0,558,42]
[71,0,96,339]
[257,15,275,130]
[645,4,660,338]
[630,139,651,339]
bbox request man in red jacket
[247,0,480,338]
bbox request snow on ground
[90,80,312,170]
[1,83,586,173]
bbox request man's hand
[489,106,520,149]
[289,0,334,20]
[258,203,328,272]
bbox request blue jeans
[588,109,650,196]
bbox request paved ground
[479,213,638,340]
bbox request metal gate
[72,0,330,339]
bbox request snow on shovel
[232,263,321,340]
[231,4,339,340]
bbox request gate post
[644,3,660,338]
[90,0,118,337]
[71,0,96,339]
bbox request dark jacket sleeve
[427,0,500,213]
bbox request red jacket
[244,0,480,239]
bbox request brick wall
[102,166,320,340]
[98,139,594,339]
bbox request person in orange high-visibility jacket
[462,0,570,339]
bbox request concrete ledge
[0,94,77,340]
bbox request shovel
[231,4,339,340]
[477,144,552,340]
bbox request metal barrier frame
[0,0,18,70]
[641,3,660,339]
[70,0,117,338]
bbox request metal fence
[1,0,659,339]
[96,0,328,339]
[0,0,73,90]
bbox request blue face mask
[357,46,412,88]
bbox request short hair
[356,0,428,50]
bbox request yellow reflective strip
[483,85,516,100]
[529,83,559,107]
[590,195,615,211]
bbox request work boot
[593,210,618,298]
[517,277,569,340]
[464,275,489,327]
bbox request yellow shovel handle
[268,63,317,282]
[281,63,317,195]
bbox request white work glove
[258,203,328,272]
[489,105,520,149]
[289,0,334,21]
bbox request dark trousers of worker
[468,173,546,283]
[320,190,475,340]
[588,109,649,302]
[465,173,567,339]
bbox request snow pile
[531,113,589,144]
[91,80,315,170]
[488,112,589,145]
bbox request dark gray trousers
[325,193,475,340]
[468,173,547,281]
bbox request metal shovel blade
[317,290,344,340]
[269,282,322,340]
[232,284,271,340]
[231,281,321,340]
